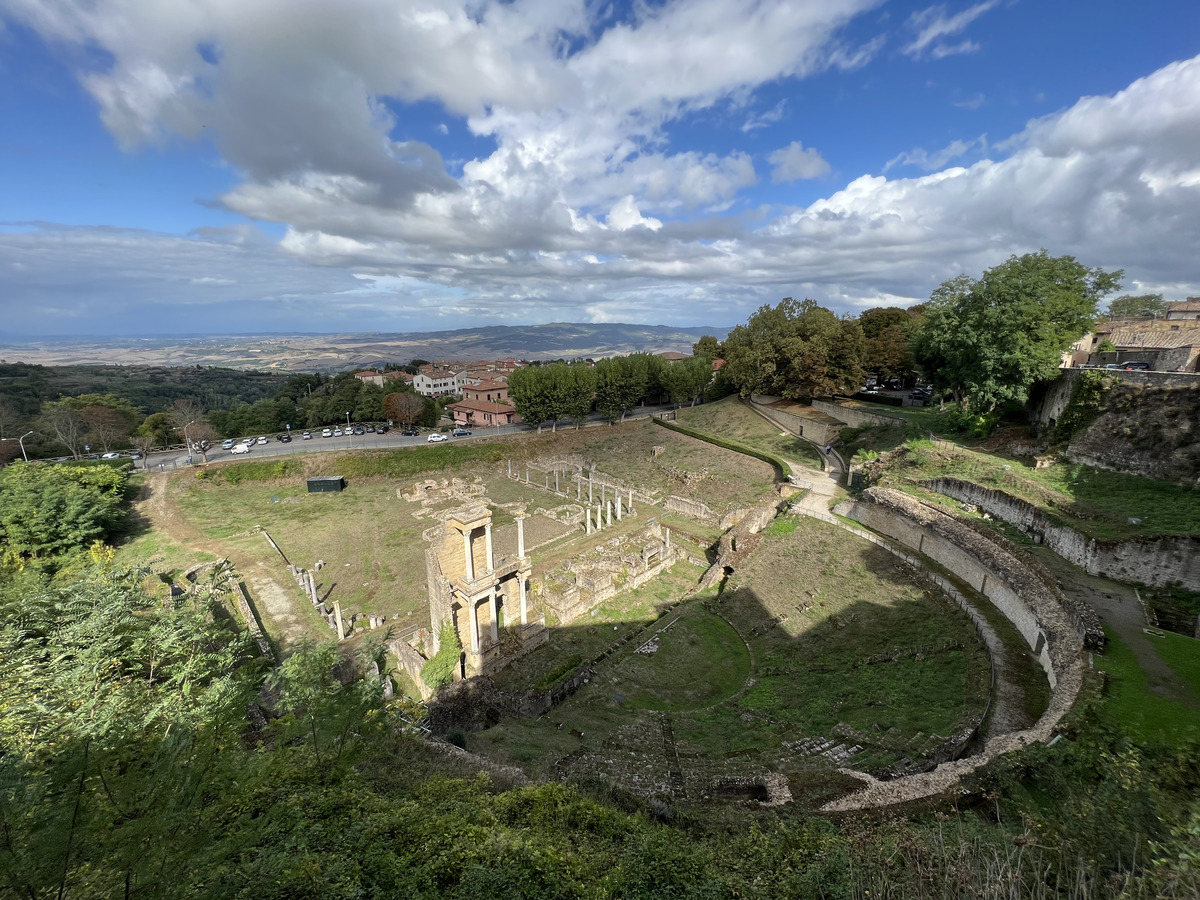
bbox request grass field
[1094,628,1200,745]
[674,396,824,468]
[884,440,1200,540]
[469,515,992,791]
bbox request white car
[302,431,312,440]
[256,436,268,445]
[100,452,122,459]
[333,428,344,437]
[241,437,255,445]
[427,433,448,443]
[230,443,251,455]
[321,428,333,437]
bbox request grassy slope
[674,395,823,468]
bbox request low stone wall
[665,494,717,524]
[749,396,844,447]
[821,487,1085,811]
[925,477,1200,591]
[810,399,906,429]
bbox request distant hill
[0,323,726,371]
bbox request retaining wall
[925,477,1200,591]
[810,399,906,429]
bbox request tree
[189,424,221,463]
[912,251,1122,411]
[1105,293,1166,319]
[137,412,178,448]
[130,434,157,469]
[693,335,722,357]
[382,391,424,427]
[723,298,865,400]
[81,405,131,452]
[37,401,88,458]
[859,307,918,381]
[507,365,551,431]
[0,396,24,441]
[0,463,127,558]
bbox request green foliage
[912,251,1122,411]
[0,462,128,558]
[942,405,1003,438]
[1052,369,1118,445]
[422,622,462,689]
[723,297,865,400]
[1106,292,1166,319]
[222,457,304,484]
[654,417,791,480]
[535,654,584,690]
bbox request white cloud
[904,1,998,60]
[606,196,663,231]
[769,141,831,182]
[741,99,787,133]
[884,135,987,171]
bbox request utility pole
[18,430,33,462]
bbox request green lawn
[1094,628,1200,746]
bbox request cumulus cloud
[769,141,832,182]
[903,1,998,60]
[1,2,1199,333]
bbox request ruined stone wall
[924,477,1200,591]
[425,546,454,655]
[810,399,905,429]
[838,488,1086,688]
[665,494,717,524]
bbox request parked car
[242,437,256,445]
[427,433,448,443]
[333,428,344,437]
[222,439,236,449]
[321,428,333,437]
[256,436,268,445]
[365,424,375,433]
[277,433,292,443]
[452,428,471,437]
[129,451,142,460]
[376,425,389,435]
[1122,361,1151,370]
[302,431,312,439]
[100,452,122,459]
[401,428,419,437]
[353,425,365,435]
[231,443,251,455]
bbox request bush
[421,622,462,689]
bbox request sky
[1,0,1198,338]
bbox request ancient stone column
[665,528,671,548]
[606,501,612,527]
[596,504,603,530]
[525,469,530,483]
[555,469,559,493]
[601,484,606,504]
[468,600,480,653]
[463,529,475,582]
[484,522,494,572]
[508,459,512,477]
[589,478,593,503]
[629,489,634,511]
[586,508,593,534]
[334,600,345,640]
[517,515,526,557]
[576,479,581,500]
[519,575,528,625]
[616,495,622,521]
[488,587,499,643]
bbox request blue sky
[1,0,1198,337]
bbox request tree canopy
[912,251,1121,411]
[1105,293,1166,319]
[723,298,865,400]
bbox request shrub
[421,622,462,690]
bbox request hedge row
[652,417,791,480]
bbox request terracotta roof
[1167,300,1200,313]
[448,399,518,414]
[712,359,726,370]
[467,378,509,391]
[354,370,381,378]
[1109,329,1200,350]
[383,371,412,380]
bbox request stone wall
[924,477,1200,591]
[665,494,717,524]
[810,398,906,430]
[821,486,1086,812]
[750,396,844,447]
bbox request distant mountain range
[0,323,727,372]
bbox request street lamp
[183,420,196,464]
[346,412,352,448]
[18,430,34,462]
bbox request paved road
[137,404,681,471]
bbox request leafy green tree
[508,364,551,431]
[0,462,127,558]
[724,298,865,400]
[593,357,625,422]
[693,335,723,357]
[912,251,1122,411]
[137,411,179,448]
[1105,293,1166,319]
[859,307,918,381]
[565,363,597,427]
